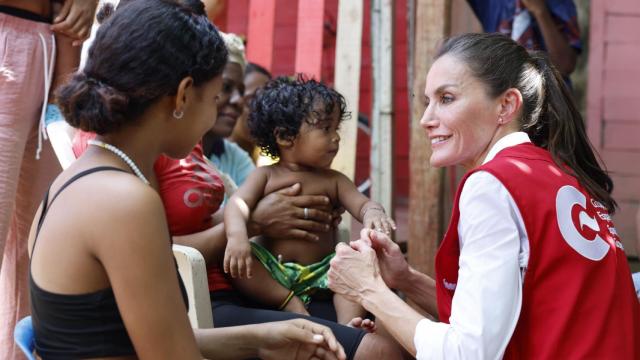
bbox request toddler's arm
[334,171,396,234]
[224,167,270,278]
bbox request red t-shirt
[72,131,232,291]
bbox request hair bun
[57,73,130,135]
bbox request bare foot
[283,296,310,316]
[347,317,377,333]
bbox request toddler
[223,76,395,325]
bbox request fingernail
[312,334,324,342]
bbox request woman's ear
[173,76,194,117]
[274,127,293,148]
[498,88,523,126]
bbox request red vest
[435,143,640,359]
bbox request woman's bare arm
[94,180,201,359]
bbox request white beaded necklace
[88,139,150,185]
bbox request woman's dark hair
[245,62,272,80]
[436,33,616,213]
[58,0,228,135]
[248,75,349,159]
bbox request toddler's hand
[223,239,253,279]
[347,317,377,333]
[363,209,396,235]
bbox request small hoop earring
[173,109,184,119]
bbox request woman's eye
[441,95,453,104]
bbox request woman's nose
[419,105,437,129]
[230,89,243,107]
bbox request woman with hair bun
[29,0,345,359]
[329,32,640,359]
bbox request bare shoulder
[64,171,168,251]
[91,172,163,213]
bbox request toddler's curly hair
[248,75,350,159]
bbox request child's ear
[274,127,294,148]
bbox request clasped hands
[328,228,409,306]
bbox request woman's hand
[256,319,346,360]
[223,238,253,279]
[51,0,99,46]
[249,183,336,241]
[328,242,387,305]
[360,229,410,290]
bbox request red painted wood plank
[602,149,640,176]
[611,174,640,201]
[227,0,249,36]
[246,0,276,71]
[587,0,606,150]
[294,0,326,79]
[603,122,640,151]
[603,97,640,122]
[612,200,639,257]
[607,0,640,15]
[604,43,640,71]
[603,69,640,99]
[605,14,640,44]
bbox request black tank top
[30,167,188,359]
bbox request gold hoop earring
[173,109,184,119]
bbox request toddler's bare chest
[264,171,339,205]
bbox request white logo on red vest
[555,185,613,261]
[443,279,457,291]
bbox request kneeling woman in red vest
[328,32,640,359]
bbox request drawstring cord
[36,33,56,160]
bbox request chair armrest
[46,121,76,170]
[172,244,213,329]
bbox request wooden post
[333,0,363,241]
[408,0,451,277]
[370,0,395,219]
[246,0,276,71]
[294,0,326,79]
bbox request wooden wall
[587,0,640,256]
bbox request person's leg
[211,291,403,359]
[0,14,53,360]
[354,332,405,360]
[212,301,364,359]
[1,124,60,360]
[333,293,366,325]
[231,256,308,315]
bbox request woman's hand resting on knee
[256,319,346,360]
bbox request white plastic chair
[46,119,213,328]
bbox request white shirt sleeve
[414,171,527,360]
